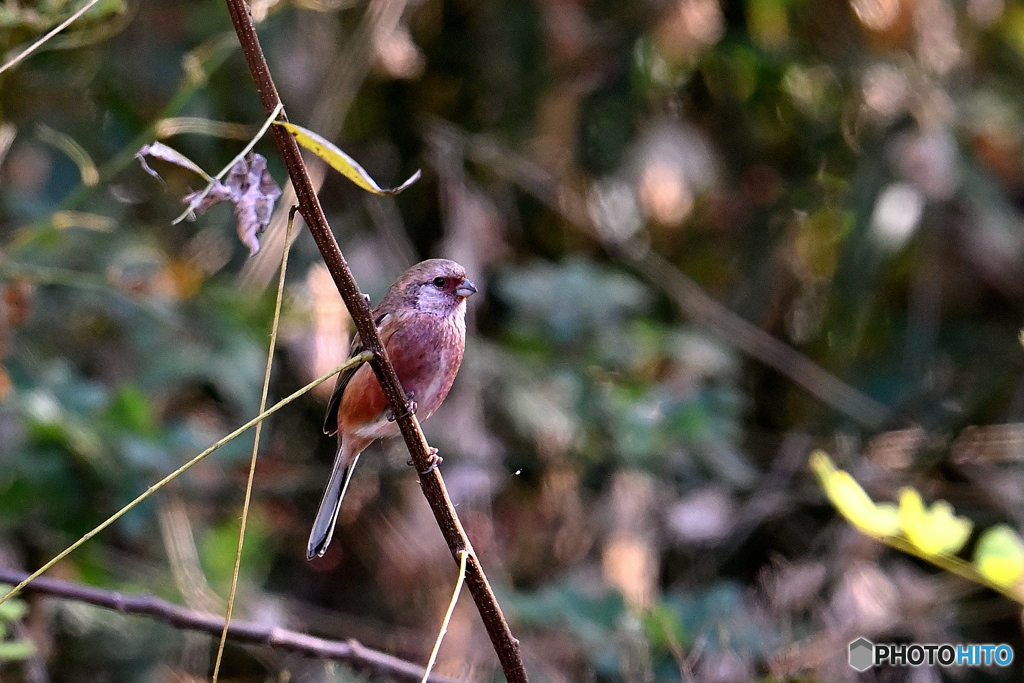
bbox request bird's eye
[433,277,447,288]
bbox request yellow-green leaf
[0,597,26,622]
[898,487,972,556]
[0,639,36,661]
[809,450,900,538]
[975,525,1024,588]
[275,121,421,195]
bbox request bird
[307,259,477,559]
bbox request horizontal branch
[0,357,368,609]
[0,568,462,683]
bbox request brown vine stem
[221,1,526,680]
[0,568,463,683]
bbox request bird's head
[389,259,477,315]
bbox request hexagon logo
[849,637,874,672]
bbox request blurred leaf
[0,639,36,661]
[104,385,157,436]
[36,124,98,187]
[508,582,627,674]
[796,207,853,280]
[606,386,669,465]
[0,597,27,622]
[974,525,1024,589]
[494,258,652,346]
[747,0,790,49]
[810,450,900,538]
[643,602,688,652]
[87,0,128,19]
[0,587,32,663]
[201,512,273,593]
[999,4,1024,56]
[898,487,972,557]
[665,582,778,655]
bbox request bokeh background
[3,0,1024,680]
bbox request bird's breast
[386,313,465,419]
[338,312,465,439]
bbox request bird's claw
[408,447,442,474]
[386,397,417,422]
[421,450,442,473]
[423,448,443,474]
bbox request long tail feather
[307,452,361,560]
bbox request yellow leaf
[274,121,421,195]
[809,450,900,538]
[898,488,972,556]
[975,525,1024,588]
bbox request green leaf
[975,525,1024,589]
[274,121,420,195]
[643,602,688,652]
[105,384,158,436]
[0,598,27,622]
[201,513,273,592]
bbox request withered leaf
[138,139,282,256]
[135,142,210,183]
[183,155,281,255]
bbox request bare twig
[221,2,526,680]
[0,568,463,683]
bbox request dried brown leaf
[182,155,282,255]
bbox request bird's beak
[455,278,478,298]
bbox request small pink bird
[307,259,477,559]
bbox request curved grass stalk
[0,0,103,76]
[0,351,373,609]
[421,550,469,683]
[211,209,297,682]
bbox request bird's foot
[423,448,443,474]
[386,394,417,422]
[408,447,442,474]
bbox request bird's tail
[307,450,361,560]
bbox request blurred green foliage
[0,587,34,663]
[4,0,1024,680]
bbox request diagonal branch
[0,568,463,683]
[221,2,526,680]
[440,122,892,429]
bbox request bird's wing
[322,311,393,436]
